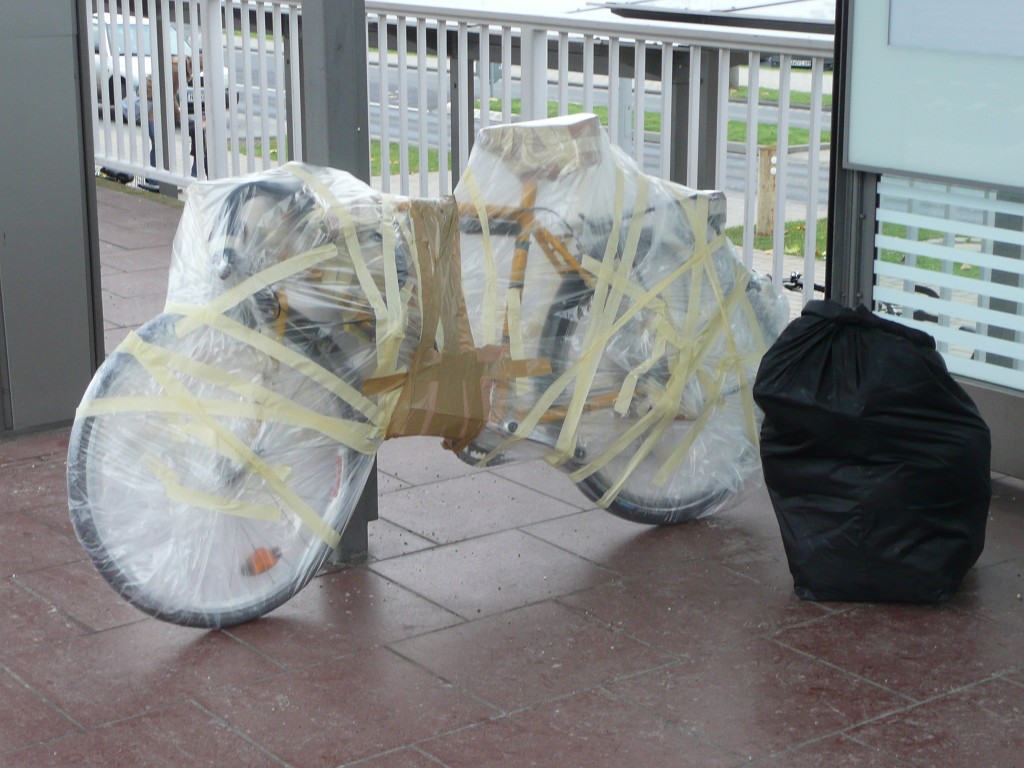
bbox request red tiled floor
[0,512,84,579]
[0,459,71,517]
[4,620,281,728]
[379,470,581,544]
[750,735,904,767]
[0,702,281,768]
[559,558,828,657]
[370,528,615,619]
[391,601,671,712]
[13,560,148,633]
[2,186,1024,766]
[349,749,451,768]
[361,518,435,562]
[492,457,594,508]
[847,677,1024,767]
[0,431,68,465]
[419,689,743,767]
[774,604,1024,703]
[0,580,84,656]
[605,637,910,760]
[198,648,496,768]
[224,568,461,669]
[0,668,78,754]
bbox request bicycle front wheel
[68,314,375,628]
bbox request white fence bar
[436,19,450,194]
[582,34,595,114]
[771,55,792,290]
[558,32,570,115]
[633,40,645,165]
[714,48,730,192]
[685,44,701,187]
[397,14,410,187]
[741,52,760,270]
[416,17,429,196]
[456,21,470,173]
[377,14,391,192]
[501,26,513,123]
[659,42,672,180]
[802,57,825,303]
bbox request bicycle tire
[539,275,759,525]
[68,314,375,628]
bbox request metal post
[299,0,371,179]
[299,0,378,563]
[668,46,718,189]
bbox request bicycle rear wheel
[541,277,760,525]
[68,314,375,628]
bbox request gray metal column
[0,0,103,432]
[299,0,378,562]
[669,46,720,190]
[300,0,372,179]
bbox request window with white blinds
[873,175,1024,391]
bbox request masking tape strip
[282,165,393,357]
[166,302,385,428]
[122,332,342,548]
[148,457,282,522]
[481,223,712,466]
[79,393,375,454]
[100,333,379,452]
[174,244,339,336]
[553,171,647,464]
[614,331,668,415]
[581,256,668,316]
[506,287,528,396]
[566,193,755,501]
[568,251,708,488]
[363,352,549,395]
[462,169,498,345]
[375,196,407,378]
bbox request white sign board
[845,0,1024,190]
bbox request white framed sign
[845,0,1024,191]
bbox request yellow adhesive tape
[563,191,766,504]
[282,165,398,370]
[376,196,407,378]
[548,167,630,464]
[91,333,379,453]
[461,169,498,345]
[505,287,528,396]
[480,226,713,467]
[614,331,668,415]
[120,331,343,548]
[166,302,386,429]
[174,243,339,337]
[148,456,282,522]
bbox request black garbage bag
[753,300,991,603]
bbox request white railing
[88,0,834,298]
[364,3,833,293]
[89,0,302,186]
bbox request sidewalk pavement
[0,179,1021,767]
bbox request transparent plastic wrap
[68,164,469,627]
[69,115,789,628]
[454,114,790,523]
